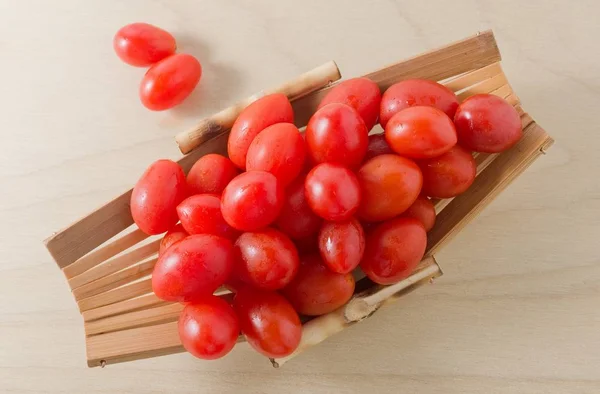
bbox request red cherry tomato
[318,218,365,274]
[152,234,234,302]
[360,217,426,285]
[228,94,294,169]
[454,94,522,153]
[401,196,436,232]
[221,170,284,231]
[419,145,476,198]
[246,123,306,186]
[305,103,368,169]
[364,134,394,161]
[233,287,302,358]
[385,106,457,159]
[131,159,187,235]
[113,23,176,67]
[275,175,322,240]
[177,194,239,239]
[318,78,381,130]
[282,254,355,316]
[178,296,239,360]
[234,228,300,290]
[379,79,459,128]
[159,223,188,257]
[357,154,422,222]
[305,163,361,222]
[187,154,239,195]
[139,53,202,111]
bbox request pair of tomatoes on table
[130,74,522,361]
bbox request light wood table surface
[1,1,598,393]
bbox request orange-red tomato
[131,159,187,235]
[282,254,355,316]
[385,106,457,159]
[246,123,306,186]
[159,223,188,257]
[419,145,476,198]
[305,163,361,222]
[178,296,239,360]
[187,154,239,195]
[402,196,436,232]
[228,94,294,169]
[379,79,459,128]
[113,23,176,67]
[233,287,302,358]
[176,194,239,239]
[318,218,365,274]
[152,234,234,302]
[454,94,522,153]
[360,217,426,285]
[305,103,368,169]
[139,53,202,111]
[364,134,394,161]
[275,175,322,240]
[357,154,422,222]
[318,78,382,130]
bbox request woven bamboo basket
[44,30,553,368]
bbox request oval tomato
[282,254,355,316]
[179,295,239,360]
[360,217,426,285]
[305,103,368,169]
[419,145,476,198]
[131,159,187,235]
[187,154,239,195]
[318,77,381,130]
[152,234,234,302]
[233,287,302,358]
[454,94,522,153]
[379,79,459,128]
[113,23,176,67]
[318,218,365,274]
[357,154,422,222]
[305,163,361,222]
[221,170,284,231]
[402,196,436,232]
[177,194,239,239]
[385,106,457,159]
[228,94,294,169]
[364,134,394,161]
[159,223,188,257]
[275,175,322,239]
[234,228,299,290]
[246,123,306,186]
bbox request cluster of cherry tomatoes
[130,76,522,361]
[114,23,202,110]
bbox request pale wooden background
[1,0,599,393]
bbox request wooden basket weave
[44,30,553,368]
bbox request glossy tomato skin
[228,94,294,169]
[275,175,322,240]
[187,154,239,195]
[385,106,457,159]
[379,79,459,128]
[221,170,284,231]
[159,223,188,257]
[360,217,427,285]
[131,159,187,235]
[234,228,300,290]
[318,218,365,274]
[357,154,422,222]
[178,296,239,360]
[233,287,301,358]
[246,123,306,186]
[318,78,382,130]
[454,94,522,153]
[364,134,394,161]
[305,163,361,222]
[419,145,476,198]
[140,53,202,111]
[152,234,234,302]
[305,103,368,169]
[402,196,436,232]
[282,254,355,316]
[177,194,239,239]
[113,23,176,67]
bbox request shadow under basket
[44,30,553,368]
